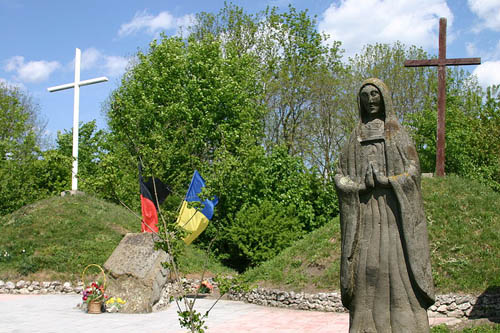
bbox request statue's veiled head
[359,84,385,123]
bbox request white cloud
[81,48,101,70]
[473,61,500,87]
[466,42,477,57]
[468,40,500,62]
[468,0,500,31]
[4,56,60,83]
[118,10,195,37]
[103,55,129,77]
[318,0,452,57]
[73,48,129,77]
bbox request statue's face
[360,85,382,116]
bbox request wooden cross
[48,48,108,191]
[404,17,481,177]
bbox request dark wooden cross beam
[404,17,481,177]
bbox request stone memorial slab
[104,232,169,313]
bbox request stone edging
[2,280,498,319]
[228,288,500,319]
[0,280,83,295]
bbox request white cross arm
[47,77,109,92]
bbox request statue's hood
[357,78,395,123]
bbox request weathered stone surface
[334,78,434,332]
[103,233,169,313]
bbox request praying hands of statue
[371,163,390,187]
[361,163,389,190]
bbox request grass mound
[243,174,500,294]
[0,193,233,281]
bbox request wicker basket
[87,301,103,314]
[82,264,107,314]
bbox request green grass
[0,194,234,281]
[1,174,498,293]
[432,323,500,332]
[242,216,341,292]
[176,244,236,277]
[423,174,500,293]
[243,174,500,294]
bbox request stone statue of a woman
[334,78,435,332]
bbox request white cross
[47,48,108,191]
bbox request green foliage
[408,84,500,191]
[174,243,235,276]
[203,144,338,270]
[244,175,499,294]
[178,309,207,333]
[102,16,338,271]
[34,149,71,195]
[0,83,45,215]
[52,120,123,199]
[347,42,437,123]
[104,31,265,212]
[191,3,345,179]
[230,201,302,267]
[243,216,341,291]
[214,274,253,295]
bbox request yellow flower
[117,298,126,304]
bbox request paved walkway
[0,294,459,332]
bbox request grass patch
[0,194,234,281]
[243,216,341,292]
[423,175,500,293]
[176,245,236,277]
[244,174,500,294]
[432,323,500,332]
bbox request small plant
[198,280,213,294]
[105,297,126,312]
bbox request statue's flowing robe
[335,78,435,332]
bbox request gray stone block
[103,233,169,313]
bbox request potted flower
[82,279,107,314]
[105,297,126,313]
[81,264,107,314]
[198,280,213,294]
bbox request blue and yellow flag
[176,170,218,245]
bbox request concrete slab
[0,294,461,332]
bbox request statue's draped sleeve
[334,130,362,309]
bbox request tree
[191,4,344,160]
[0,83,45,215]
[44,121,112,197]
[104,31,266,209]
[203,143,338,270]
[408,81,500,191]
[346,42,438,124]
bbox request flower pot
[88,301,102,314]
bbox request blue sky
[0,0,499,144]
